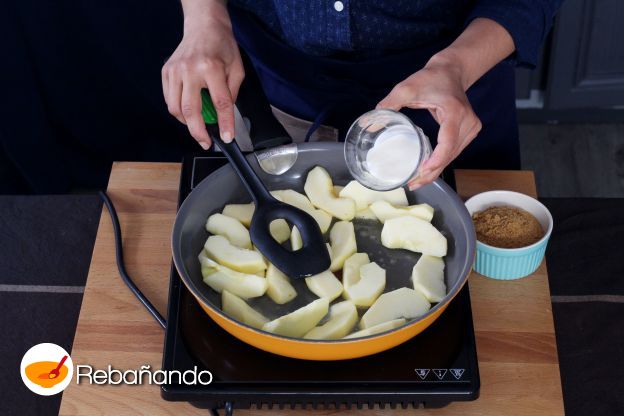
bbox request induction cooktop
[161,154,479,415]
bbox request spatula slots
[200,89,330,278]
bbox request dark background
[2,0,624,195]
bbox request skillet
[171,142,475,360]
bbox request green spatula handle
[200,89,273,203]
[200,89,218,125]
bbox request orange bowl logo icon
[20,343,73,396]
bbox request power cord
[99,191,234,415]
[99,191,166,329]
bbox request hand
[162,1,244,149]
[377,56,482,190]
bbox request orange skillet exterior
[195,293,454,361]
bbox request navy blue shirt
[231,0,563,68]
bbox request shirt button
[334,1,344,12]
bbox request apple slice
[411,255,446,303]
[266,263,297,304]
[342,253,370,289]
[204,235,267,274]
[307,210,333,234]
[206,213,252,249]
[329,221,357,272]
[269,219,290,243]
[199,253,267,298]
[222,203,254,227]
[381,216,447,257]
[291,226,302,251]
[332,185,344,196]
[360,287,430,329]
[369,200,434,223]
[222,290,269,329]
[271,189,314,211]
[343,262,386,307]
[343,318,406,339]
[304,166,355,221]
[354,208,378,221]
[305,270,343,301]
[304,300,358,340]
[272,189,332,233]
[262,297,329,337]
[339,180,408,211]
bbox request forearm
[426,18,515,91]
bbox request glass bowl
[344,109,432,191]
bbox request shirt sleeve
[466,0,564,68]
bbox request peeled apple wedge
[222,290,268,329]
[360,287,430,329]
[199,253,268,298]
[369,200,435,223]
[271,189,332,233]
[304,300,358,340]
[381,216,447,257]
[206,213,252,249]
[329,221,357,272]
[332,185,344,196]
[339,180,408,211]
[344,318,406,339]
[304,166,356,221]
[343,262,386,307]
[269,219,290,243]
[342,253,370,289]
[271,189,314,211]
[354,208,378,221]
[204,235,267,274]
[219,203,290,243]
[411,255,446,303]
[326,243,333,262]
[262,297,330,338]
[222,203,254,227]
[292,228,333,254]
[291,226,303,251]
[305,270,344,301]
[266,263,297,304]
[307,210,333,234]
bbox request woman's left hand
[377,55,482,190]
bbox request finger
[161,66,169,108]
[420,116,460,175]
[376,85,409,111]
[457,115,482,152]
[181,76,211,149]
[227,60,245,103]
[376,84,436,112]
[167,69,186,125]
[205,68,235,142]
[408,166,444,190]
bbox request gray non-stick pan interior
[172,142,475,335]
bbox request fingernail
[199,141,210,150]
[222,131,232,142]
[409,182,423,191]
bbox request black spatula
[200,90,330,278]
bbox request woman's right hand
[162,0,244,149]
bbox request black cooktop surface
[161,155,479,412]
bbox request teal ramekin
[465,191,553,280]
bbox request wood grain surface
[59,164,564,416]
